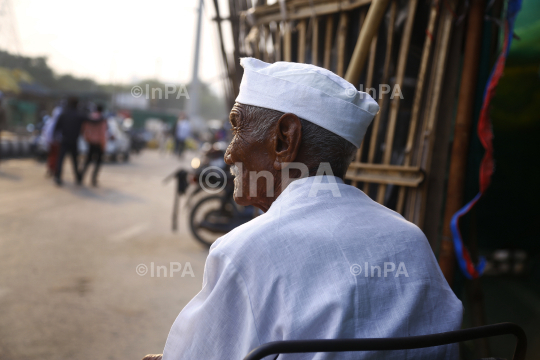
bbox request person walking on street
[81,105,107,187]
[0,92,6,164]
[42,106,63,176]
[54,97,85,186]
[174,113,191,157]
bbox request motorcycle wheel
[189,195,235,248]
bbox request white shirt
[163,176,463,360]
[176,119,191,141]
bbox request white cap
[235,58,379,148]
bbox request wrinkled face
[224,104,276,211]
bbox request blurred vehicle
[79,118,130,162]
[127,128,150,154]
[166,141,257,248]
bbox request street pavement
[0,151,208,360]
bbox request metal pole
[188,0,204,127]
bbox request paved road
[0,151,208,360]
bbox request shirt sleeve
[163,248,260,360]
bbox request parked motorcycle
[165,141,257,248]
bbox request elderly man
[148,58,462,360]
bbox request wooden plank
[297,19,307,63]
[345,164,424,187]
[336,12,349,77]
[376,0,418,204]
[323,15,334,70]
[348,163,422,171]
[311,17,319,66]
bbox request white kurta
[163,176,463,360]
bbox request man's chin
[232,192,251,207]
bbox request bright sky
[10,0,233,94]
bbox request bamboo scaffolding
[229,0,461,229]
[376,0,418,204]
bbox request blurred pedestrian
[42,106,63,176]
[0,92,6,163]
[54,97,85,186]
[173,113,191,157]
[80,105,107,187]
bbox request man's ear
[272,113,302,171]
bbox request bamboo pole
[312,17,319,66]
[363,0,396,193]
[262,25,270,62]
[274,22,282,62]
[323,15,334,70]
[376,0,418,204]
[352,36,377,187]
[345,0,391,85]
[336,12,349,77]
[405,1,446,221]
[284,22,292,61]
[438,0,486,287]
[412,0,457,226]
[351,9,368,187]
[298,19,307,63]
[396,0,440,214]
[357,35,377,156]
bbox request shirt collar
[269,175,344,211]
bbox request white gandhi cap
[235,57,380,148]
